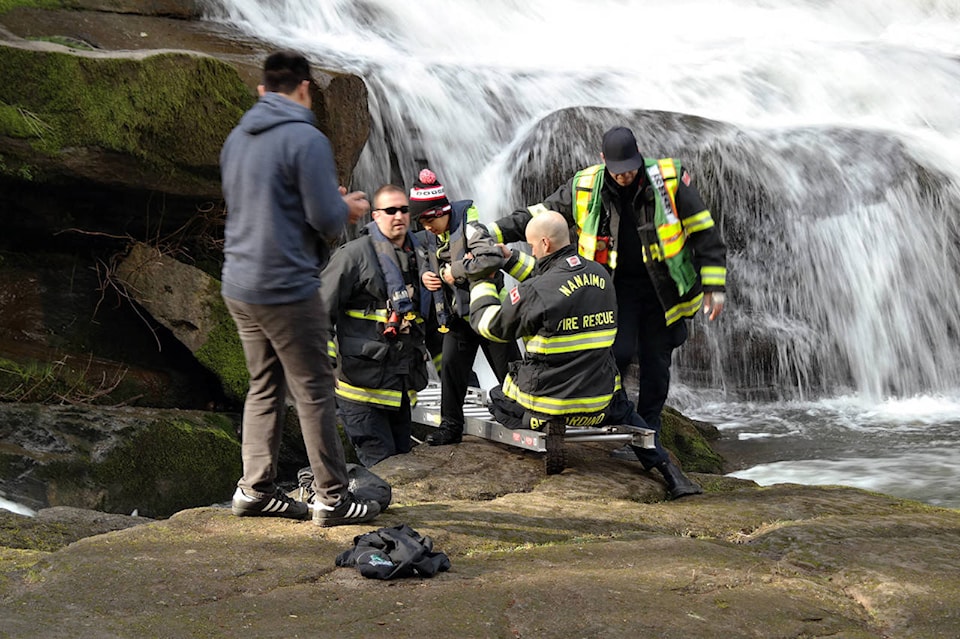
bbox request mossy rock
[0,403,243,517]
[661,405,725,473]
[0,43,252,196]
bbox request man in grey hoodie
[220,51,379,527]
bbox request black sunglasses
[375,205,410,216]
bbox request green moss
[193,283,248,404]
[0,101,43,138]
[201,411,238,437]
[0,518,72,552]
[660,408,725,473]
[0,45,253,180]
[39,415,241,518]
[0,0,61,14]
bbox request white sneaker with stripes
[231,487,309,520]
[311,492,380,527]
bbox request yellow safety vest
[569,159,697,296]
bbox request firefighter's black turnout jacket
[469,243,621,417]
[319,228,430,409]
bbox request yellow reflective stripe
[466,204,480,223]
[574,171,595,228]
[489,222,504,244]
[474,305,509,343]
[659,220,685,258]
[657,158,680,218]
[327,340,337,359]
[608,249,618,270]
[525,328,617,355]
[574,169,597,258]
[701,266,726,287]
[664,293,703,325]
[336,380,403,407]
[409,389,418,407]
[572,165,604,260]
[345,309,423,324]
[507,251,536,281]
[682,210,715,233]
[578,235,596,259]
[346,309,388,322]
[469,280,509,342]
[469,280,499,306]
[659,158,677,180]
[503,374,614,415]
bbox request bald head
[525,210,570,259]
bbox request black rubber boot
[655,461,703,500]
[426,426,462,446]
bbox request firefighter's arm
[500,245,537,282]
[468,279,527,344]
[676,171,727,294]
[487,209,531,245]
[489,178,578,245]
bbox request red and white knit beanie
[409,168,452,219]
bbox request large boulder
[0,1,371,418]
[0,402,240,518]
[113,241,247,404]
[0,250,225,409]
[0,2,369,245]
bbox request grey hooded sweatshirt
[220,92,348,305]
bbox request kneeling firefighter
[468,210,701,499]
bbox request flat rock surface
[2,436,959,638]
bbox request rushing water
[0,496,34,517]
[198,0,960,509]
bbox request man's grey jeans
[224,292,348,506]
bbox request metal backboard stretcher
[411,382,656,474]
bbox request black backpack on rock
[335,524,451,580]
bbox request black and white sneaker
[231,487,309,520]
[311,492,380,527]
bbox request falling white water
[201,0,960,508]
[0,496,35,517]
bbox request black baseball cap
[602,126,644,174]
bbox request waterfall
[201,0,960,402]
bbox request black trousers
[611,281,688,433]
[440,316,520,432]
[338,392,413,468]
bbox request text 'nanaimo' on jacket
[469,243,621,416]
